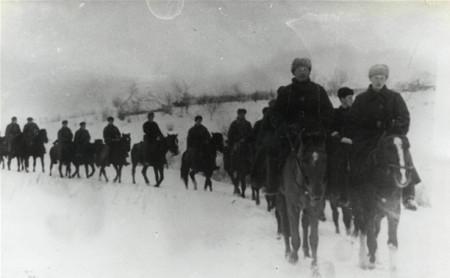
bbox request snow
[1,90,448,277]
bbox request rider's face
[293,66,310,82]
[370,74,387,91]
[340,95,353,108]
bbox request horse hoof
[289,253,299,264]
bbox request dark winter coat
[74,129,91,145]
[327,106,351,158]
[228,118,252,147]
[344,85,409,142]
[187,124,211,150]
[343,85,419,186]
[23,122,39,141]
[270,78,334,134]
[5,123,21,139]
[143,121,163,142]
[103,124,121,144]
[58,126,73,144]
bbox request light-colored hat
[368,64,389,78]
[291,58,312,74]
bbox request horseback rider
[143,112,164,166]
[57,120,73,160]
[22,117,40,146]
[228,108,252,151]
[5,116,21,153]
[326,87,354,207]
[74,122,91,158]
[265,58,334,195]
[187,115,219,170]
[341,64,420,211]
[103,117,121,165]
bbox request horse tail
[180,151,190,185]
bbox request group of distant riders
[1,58,420,212]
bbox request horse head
[166,134,180,155]
[38,129,49,144]
[294,132,328,202]
[374,135,414,188]
[211,132,225,153]
[121,133,131,152]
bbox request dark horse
[224,137,257,200]
[276,131,327,276]
[49,141,75,178]
[351,134,416,273]
[94,134,131,183]
[7,133,30,172]
[0,136,8,169]
[181,132,224,191]
[131,134,179,186]
[71,141,100,178]
[30,129,48,173]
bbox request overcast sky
[1,0,449,121]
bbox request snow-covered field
[1,90,449,278]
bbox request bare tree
[172,79,192,114]
[327,69,348,96]
[230,83,246,102]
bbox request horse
[95,134,131,183]
[49,141,75,178]
[181,132,224,191]
[276,131,327,276]
[131,134,179,186]
[70,141,99,178]
[29,129,48,173]
[0,136,8,169]
[7,133,29,172]
[350,134,416,272]
[223,137,255,200]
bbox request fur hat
[337,87,354,99]
[194,115,203,121]
[291,58,312,74]
[11,116,17,121]
[27,117,33,121]
[237,108,247,115]
[107,117,114,122]
[62,120,68,125]
[79,122,86,126]
[368,64,389,78]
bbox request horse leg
[7,155,11,170]
[41,156,45,173]
[205,176,212,191]
[286,203,301,264]
[275,207,282,239]
[112,164,119,182]
[331,201,340,234]
[103,166,109,182]
[33,156,36,172]
[309,205,320,267]
[118,165,123,183]
[153,166,159,186]
[189,171,198,190]
[254,187,260,205]
[366,213,382,269]
[359,232,369,269]
[58,162,64,178]
[155,166,164,187]
[131,164,136,184]
[276,194,291,256]
[342,206,353,236]
[240,173,246,198]
[301,209,311,258]
[142,166,150,185]
[89,163,96,178]
[387,204,400,273]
